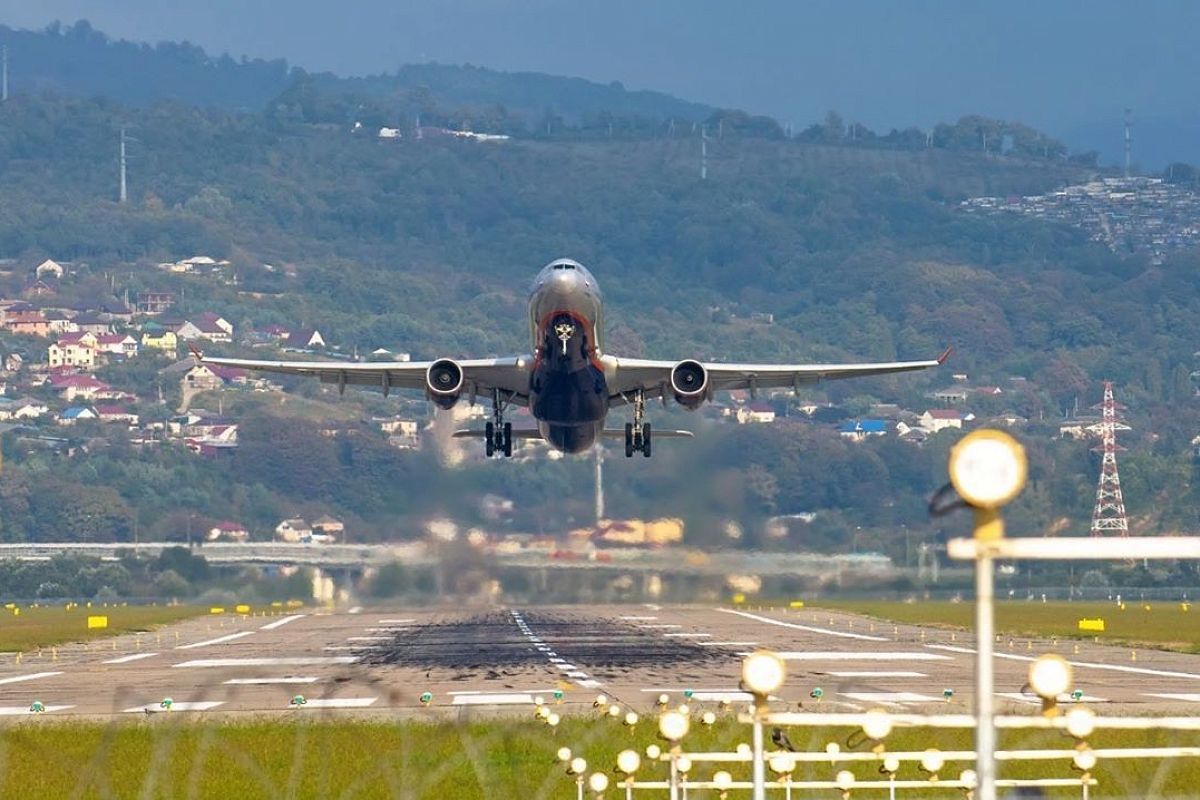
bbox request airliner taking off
[197,259,949,458]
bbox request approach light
[616,750,640,775]
[534,695,545,706]
[645,744,662,760]
[861,708,893,741]
[882,755,900,774]
[547,713,560,727]
[1065,706,1096,739]
[677,704,690,716]
[594,694,608,708]
[588,772,609,793]
[701,711,717,726]
[657,693,670,706]
[1029,654,1073,700]
[835,770,856,791]
[624,711,639,727]
[948,429,1027,510]
[735,743,752,758]
[712,771,733,790]
[742,650,787,696]
[1073,748,1097,772]
[608,704,622,718]
[920,749,945,775]
[676,756,692,774]
[769,755,796,775]
[557,747,572,763]
[959,769,978,789]
[569,757,587,775]
[658,710,690,742]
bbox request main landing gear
[485,390,513,458]
[624,390,652,458]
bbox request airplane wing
[605,348,951,404]
[194,352,532,405]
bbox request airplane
[195,258,949,458]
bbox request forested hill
[0,21,713,127]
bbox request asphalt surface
[0,604,1199,719]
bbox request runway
[0,604,1199,718]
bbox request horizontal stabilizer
[453,429,544,440]
[600,429,694,439]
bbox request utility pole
[119,127,128,204]
[700,125,708,180]
[1123,108,1133,178]
[2,45,8,102]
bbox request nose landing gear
[624,390,652,458]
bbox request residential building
[919,408,971,433]
[48,332,99,370]
[5,311,50,337]
[736,403,776,424]
[839,419,888,442]
[284,329,325,350]
[50,375,110,402]
[207,521,249,543]
[71,313,111,335]
[58,406,98,425]
[176,312,233,343]
[96,406,140,425]
[141,330,178,356]
[136,291,175,315]
[34,259,64,280]
[95,334,139,358]
[275,518,312,543]
[311,515,345,541]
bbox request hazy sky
[4,1,1199,163]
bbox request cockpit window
[552,262,576,270]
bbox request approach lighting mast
[1090,381,1129,537]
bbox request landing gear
[486,391,514,458]
[624,391,652,458]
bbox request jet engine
[670,360,709,409]
[425,359,464,409]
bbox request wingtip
[936,346,953,365]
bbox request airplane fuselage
[528,259,607,453]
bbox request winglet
[188,344,204,362]
[936,346,953,365]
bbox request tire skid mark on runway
[718,608,889,642]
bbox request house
[162,362,247,394]
[932,387,970,404]
[736,403,776,424]
[95,334,139,358]
[176,312,233,343]
[48,332,99,370]
[141,329,178,356]
[207,521,249,543]
[919,408,971,433]
[4,399,48,420]
[839,419,888,442]
[136,291,175,315]
[284,329,325,350]
[5,353,23,372]
[71,313,111,335]
[973,386,1004,396]
[245,324,290,346]
[5,311,50,337]
[275,518,312,543]
[58,406,98,426]
[43,309,75,334]
[34,259,64,280]
[311,514,345,541]
[50,374,110,401]
[96,406,140,425]
[895,421,929,443]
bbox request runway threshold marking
[826,671,928,678]
[1146,693,1200,702]
[770,652,951,662]
[620,616,658,621]
[926,644,1200,681]
[174,657,356,668]
[347,636,391,642]
[377,619,414,624]
[664,633,712,638]
[176,631,255,650]
[639,689,755,701]
[0,705,73,715]
[718,609,890,642]
[0,671,64,685]
[841,691,940,703]
[260,614,306,631]
[452,693,534,706]
[123,701,225,713]
[224,677,319,685]
[295,698,377,708]
[996,692,1108,704]
[104,652,159,665]
[699,641,758,647]
[638,624,682,629]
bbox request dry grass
[0,604,206,652]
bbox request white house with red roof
[96,405,140,426]
[95,333,139,357]
[207,521,249,543]
[918,408,975,433]
[50,374,111,402]
[176,312,233,343]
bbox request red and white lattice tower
[1090,381,1129,537]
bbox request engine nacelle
[670,360,709,409]
[425,359,464,409]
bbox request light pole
[741,650,787,800]
[658,710,689,800]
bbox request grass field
[0,717,1194,799]
[813,600,1200,653]
[0,604,207,652]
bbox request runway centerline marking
[104,653,159,665]
[260,614,306,631]
[718,609,889,642]
[0,671,63,685]
[174,657,356,668]
[826,671,928,678]
[176,631,254,650]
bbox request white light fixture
[624,711,639,727]
[712,771,733,790]
[533,695,544,706]
[920,749,945,774]
[1029,654,1073,700]
[769,755,796,775]
[735,743,752,758]
[742,650,787,695]
[701,711,717,725]
[861,708,893,741]
[825,742,841,757]
[948,429,1028,509]
[657,693,670,706]
[588,772,609,793]
[1073,748,1097,771]
[569,757,587,775]
[608,704,622,718]
[594,694,608,707]
[557,747,572,762]
[959,769,978,789]
[547,713,560,727]
[835,770,856,791]
[1065,706,1096,739]
[677,704,690,716]
[676,756,692,775]
[658,710,690,742]
[616,750,640,775]
[645,744,662,760]
[882,755,900,774]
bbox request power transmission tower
[1090,381,1129,537]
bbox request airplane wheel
[642,423,652,458]
[485,422,495,458]
[502,422,513,458]
[624,423,634,458]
